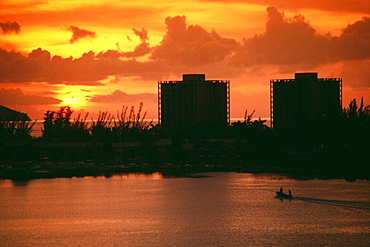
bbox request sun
[56,86,92,107]
[61,96,82,106]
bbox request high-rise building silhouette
[270,73,342,130]
[158,74,230,134]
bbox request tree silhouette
[340,97,370,146]
[342,97,370,123]
[42,106,75,141]
[0,119,36,141]
[113,103,153,141]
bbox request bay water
[1,172,369,246]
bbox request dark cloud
[230,7,370,72]
[343,17,370,35]
[0,88,62,105]
[66,25,96,43]
[90,90,157,103]
[0,48,103,85]
[0,21,20,34]
[0,47,167,85]
[123,43,151,58]
[334,17,370,61]
[150,16,239,66]
[231,7,330,69]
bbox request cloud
[0,48,102,85]
[230,7,370,72]
[0,88,62,105]
[66,25,96,43]
[90,90,157,103]
[150,16,239,66]
[334,17,370,61]
[0,46,169,85]
[132,28,149,42]
[40,91,59,95]
[340,60,370,88]
[231,7,330,69]
[123,42,151,58]
[0,21,20,34]
[0,11,369,88]
[97,28,151,59]
[97,41,151,59]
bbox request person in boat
[276,188,292,198]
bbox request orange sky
[0,0,369,120]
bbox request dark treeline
[41,104,153,142]
[0,99,369,180]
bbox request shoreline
[1,164,368,182]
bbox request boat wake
[291,197,370,211]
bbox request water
[1,172,369,246]
[31,120,43,137]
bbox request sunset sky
[1,0,369,121]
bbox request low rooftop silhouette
[0,105,31,121]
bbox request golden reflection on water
[120,172,163,180]
[68,172,164,180]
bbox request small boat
[276,191,292,199]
